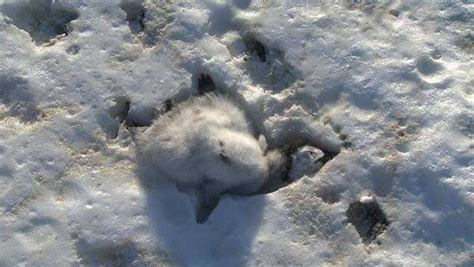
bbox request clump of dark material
[197,74,216,94]
[120,0,146,34]
[195,190,220,224]
[389,9,400,17]
[161,99,173,113]
[346,197,390,243]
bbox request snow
[0,0,473,266]
[359,195,374,204]
[289,145,325,181]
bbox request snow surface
[0,0,473,266]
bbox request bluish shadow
[136,158,265,266]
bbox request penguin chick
[137,94,285,222]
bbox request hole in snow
[0,0,79,45]
[346,196,390,244]
[243,35,267,62]
[107,96,131,125]
[197,73,216,95]
[66,44,80,55]
[317,187,343,204]
[0,74,41,122]
[120,0,146,34]
[242,34,300,91]
[415,55,443,76]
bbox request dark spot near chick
[197,74,216,95]
[219,152,232,165]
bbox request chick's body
[137,94,270,195]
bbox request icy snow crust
[0,0,473,266]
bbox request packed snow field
[0,0,472,266]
